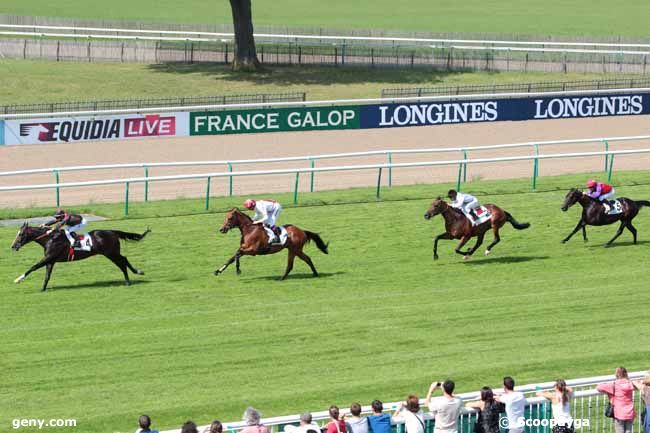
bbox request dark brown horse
[215,208,328,279]
[11,223,149,291]
[561,188,650,246]
[424,198,530,260]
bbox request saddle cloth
[471,206,492,226]
[64,231,93,251]
[263,226,289,245]
[605,199,623,215]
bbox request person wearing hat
[447,189,481,224]
[41,209,86,248]
[585,179,615,213]
[243,198,282,244]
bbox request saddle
[603,199,623,215]
[263,226,288,245]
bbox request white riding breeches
[263,206,281,227]
[462,198,480,215]
[599,190,615,201]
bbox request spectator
[346,403,368,433]
[597,367,636,433]
[135,415,159,433]
[181,421,199,433]
[466,387,505,433]
[367,400,391,433]
[425,380,464,433]
[326,406,348,433]
[632,373,650,433]
[202,420,223,433]
[241,408,270,433]
[392,395,425,433]
[495,377,527,433]
[537,380,573,433]
[284,413,321,433]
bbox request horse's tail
[305,230,329,254]
[114,228,151,241]
[634,200,650,208]
[504,212,530,230]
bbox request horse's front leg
[235,254,242,275]
[42,263,55,292]
[454,236,472,260]
[561,219,585,243]
[433,232,452,260]
[214,249,241,276]
[14,256,53,284]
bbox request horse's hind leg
[42,263,55,292]
[465,233,485,256]
[108,255,131,285]
[235,254,241,275]
[485,227,501,255]
[297,251,318,277]
[625,221,638,244]
[454,236,472,259]
[281,252,296,280]
[605,221,626,247]
[582,225,588,242]
[124,256,144,275]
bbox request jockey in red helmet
[243,199,282,244]
[585,179,615,213]
[42,209,86,248]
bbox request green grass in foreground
[0,59,641,105]
[2,171,650,433]
[1,0,649,37]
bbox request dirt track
[1,115,649,208]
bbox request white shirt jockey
[450,192,480,217]
[252,200,282,227]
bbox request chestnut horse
[424,198,530,260]
[215,208,328,279]
[560,188,650,246]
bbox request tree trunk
[229,0,263,72]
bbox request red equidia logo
[124,115,176,137]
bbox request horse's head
[219,207,242,233]
[561,188,582,212]
[11,222,32,251]
[424,197,448,220]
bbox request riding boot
[70,232,81,249]
[465,212,476,226]
[272,225,281,244]
[602,201,611,214]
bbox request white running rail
[158,371,647,433]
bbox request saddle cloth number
[610,200,623,215]
[264,226,288,245]
[473,206,491,225]
[71,234,93,251]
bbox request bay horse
[215,208,328,280]
[11,223,150,291]
[424,197,530,260]
[560,188,650,246]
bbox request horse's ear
[435,196,442,200]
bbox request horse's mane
[230,207,252,222]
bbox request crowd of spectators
[131,368,650,433]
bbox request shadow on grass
[460,255,550,265]
[586,239,650,249]
[248,271,346,281]
[146,63,501,86]
[41,279,152,292]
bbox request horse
[215,208,329,280]
[560,188,650,246]
[424,197,530,260]
[11,223,150,291]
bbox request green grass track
[2,171,650,432]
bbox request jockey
[243,199,282,243]
[42,209,86,248]
[447,189,480,224]
[585,179,615,212]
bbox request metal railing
[157,370,648,433]
[381,78,650,98]
[2,135,650,214]
[0,93,307,115]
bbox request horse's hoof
[214,270,220,276]
[125,281,132,286]
[433,255,439,261]
[485,250,491,256]
[463,255,470,261]
[313,273,319,278]
[561,240,567,244]
[136,270,145,275]
[14,274,25,284]
[236,269,241,275]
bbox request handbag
[605,381,616,418]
